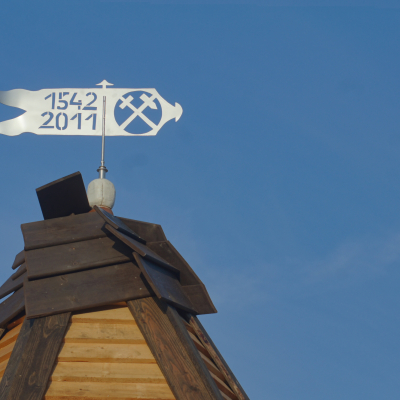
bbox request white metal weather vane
[0,80,183,137]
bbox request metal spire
[97,96,107,179]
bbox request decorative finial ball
[87,178,116,209]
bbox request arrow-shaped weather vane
[0,80,183,178]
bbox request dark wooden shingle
[106,225,178,274]
[147,241,217,314]
[0,288,25,328]
[11,263,26,281]
[94,206,145,243]
[133,253,196,314]
[11,250,24,270]
[119,217,167,243]
[0,269,26,300]
[26,236,133,280]
[22,212,106,251]
[24,262,152,319]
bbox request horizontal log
[71,305,135,325]
[50,361,167,383]
[64,322,146,344]
[45,381,174,399]
[57,342,156,363]
[0,341,16,363]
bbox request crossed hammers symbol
[118,93,158,130]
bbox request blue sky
[1,2,400,399]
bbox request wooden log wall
[44,302,176,400]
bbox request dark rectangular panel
[189,315,250,400]
[94,206,145,243]
[133,253,196,314]
[21,212,106,251]
[0,318,34,399]
[24,262,152,319]
[11,263,26,281]
[3,313,71,400]
[146,241,203,285]
[36,171,91,220]
[106,225,179,275]
[11,250,24,270]
[0,288,25,328]
[119,217,167,243]
[0,270,26,300]
[127,297,222,400]
[182,284,217,315]
[26,236,133,280]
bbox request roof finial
[88,85,116,210]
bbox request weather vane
[0,80,183,179]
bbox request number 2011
[39,112,97,130]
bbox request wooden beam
[26,236,133,280]
[0,318,34,399]
[2,313,71,400]
[94,206,145,243]
[188,316,250,400]
[0,288,25,328]
[106,225,178,274]
[0,271,25,300]
[119,217,167,243]
[133,253,196,314]
[11,250,24,270]
[24,262,153,319]
[127,297,223,400]
[36,171,91,220]
[21,212,106,251]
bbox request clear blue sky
[1,2,400,399]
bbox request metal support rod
[97,96,108,179]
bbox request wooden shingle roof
[0,172,249,400]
